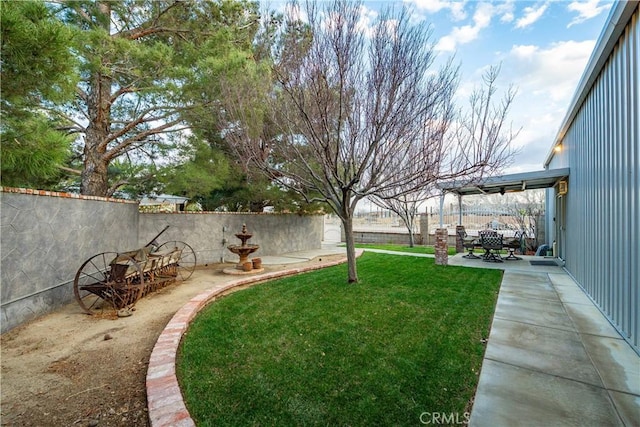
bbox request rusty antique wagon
[73,226,196,314]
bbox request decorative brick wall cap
[0,186,138,204]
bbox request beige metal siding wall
[560,6,638,352]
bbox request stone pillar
[455,225,465,253]
[435,228,448,265]
[419,214,429,246]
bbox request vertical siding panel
[611,47,620,325]
[619,17,630,341]
[617,43,625,331]
[587,92,593,294]
[627,9,640,349]
[586,89,591,296]
[593,75,600,304]
[605,65,612,314]
[604,66,614,316]
[619,38,627,334]
[601,67,609,311]
[609,45,617,322]
[574,91,598,296]
[604,63,610,308]
[620,30,629,336]
[598,73,603,303]
[561,6,638,352]
[585,84,592,298]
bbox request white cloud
[356,5,379,37]
[515,2,549,29]
[483,39,596,169]
[501,12,514,23]
[318,5,380,39]
[435,2,495,51]
[567,0,612,28]
[512,112,558,148]
[406,0,468,21]
[507,40,595,101]
[501,1,515,23]
[500,106,570,172]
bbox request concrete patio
[446,253,640,426]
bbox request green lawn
[353,242,458,256]
[177,252,502,426]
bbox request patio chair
[481,233,504,262]
[504,231,523,260]
[458,229,481,259]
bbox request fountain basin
[223,224,262,275]
[227,244,260,268]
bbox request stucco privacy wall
[138,213,323,266]
[1,188,323,333]
[1,188,139,333]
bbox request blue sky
[271,0,614,174]
[397,0,614,173]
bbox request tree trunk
[402,214,415,247]
[80,147,109,196]
[81,74,111,196]
[341,215,358,283]
[408,229,415,247]
[80,1,112,197]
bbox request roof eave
[438,168,570,196]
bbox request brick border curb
[146,250,363,427]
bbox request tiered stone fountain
[223,224,264,275]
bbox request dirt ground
[1,256,344,427]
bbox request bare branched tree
[371,193,436,247]
[371,65,520,246]
[504,190,545,251]
[223,1,513,282]
[444,65,519,180]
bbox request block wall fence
[0,187,323,333]
[342,216,459,246]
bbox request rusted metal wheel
[73,252,145,315]
[154,241,196,281]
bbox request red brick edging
[146,250,363,427]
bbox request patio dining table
[479,231,525,262]
[460,230,525,261]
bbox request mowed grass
[177,252,502,426]
[353,243,458,255]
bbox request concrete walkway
[146,246,640,426]
[447,253,640,427]
[256,242,350,264]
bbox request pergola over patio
[435,168,570,227]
